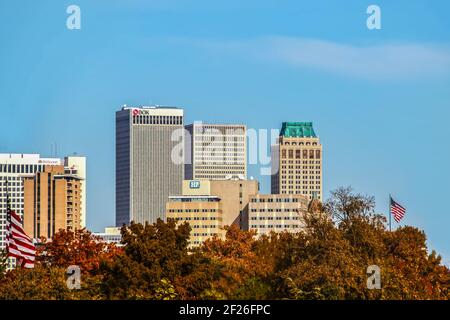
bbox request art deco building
[271,122,323,201]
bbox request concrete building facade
[64,156,86,228]
[248,193,309,236]
[116,106,184,226]
[181,178,259,230]
[166,195,224,246]
[0,154,61,251]
[185,123,247,180]
[23,165,83,239]
[271,122,323,201]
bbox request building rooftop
[280,122,317,138]
[121,105,182,110]
[168,195,221,202]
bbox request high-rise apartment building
[64,156,86,228]
[116,106,184,226]
[271,122,323,201]
[0,154,61,251]
[185,123,247,180]
[23,165,83,239]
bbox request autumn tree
[37,228,121,274]
[0,188,448,300]
[101,219,221,300]
[201,225,272,299]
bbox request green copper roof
[280,122,317,138]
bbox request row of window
[132,115,182,125]
[168,209,218,213]
[251,198,302,203]
[0,164,45,174]
[281,161,321,165]
[173,216,220,221]
[190,224,220,229]
[194,165,245,169]
[250,209,301,214]
[192,232,219,237]
[250,216,300,220]
[282,141,318,146]
[250,225,300,229]
[282,149,321,160]
[281,176,321,180]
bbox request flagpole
[388,194,392,232]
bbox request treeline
[0,187,448,300]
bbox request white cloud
[186,36,450,80]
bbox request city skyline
[1,0,449,264]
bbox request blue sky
[1,1,449,263]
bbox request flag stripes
[390,197,406,223]
[6,202,36,268]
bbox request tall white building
[185,123,247,180]
[116,106,184,226]
[0,154,61,251]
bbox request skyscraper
[116,106,184,226]
[271,122,323,201]
[185,123,247,180]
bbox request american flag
[390,197,406,223]
[6,200,36,268]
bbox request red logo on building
[132,109,139,116]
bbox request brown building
[249,193,309,237]
[166,195,224,246]
[271,122,323,201]
[23,165,83,239]
[181,179,259,230]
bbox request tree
[101,219,220,299]
[0,249,8,276]
[37,228,121,274]
[201,225,272,299]
[0,188,448,300]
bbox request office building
[271,122,323,200]
[0,154,61,252]
[248,194,309,236]
[166,195,224,246]
[116,106,184,226]
[23,165,83,239]
[181,178,259,230]
[185,123,247,180]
